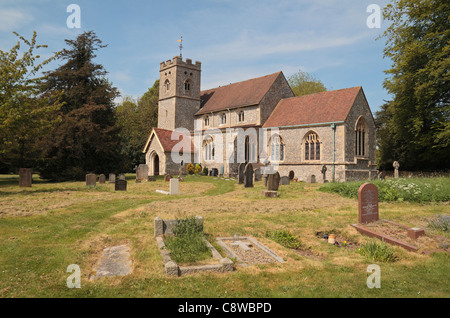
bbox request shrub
[357,239,397,263]
[195,164,202,174]
[265,229,303,250]
[203,167,208,176]
[186,163,194,175]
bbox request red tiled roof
[196,72,282,115]
[263,86,362,128]
[144,128,194,153]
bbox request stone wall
[259,73,294,125]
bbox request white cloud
[0,7,33,31]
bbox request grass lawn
[0,174,449,298]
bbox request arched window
[164,79,170,91]
[238,111,245,122]
[204,137,215,161]
[304,132,320,161]
[221,113,227,125]
[270,135,284,162]
[184,79,191,91]
[355,118,367,157]
[204,115,209,127]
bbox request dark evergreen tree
[39,31,122,180]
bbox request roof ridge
[200,71,282,93]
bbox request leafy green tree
[115,80,159,171]
[377,0,450,171]
[39,31,122,180]
[287,69,327,96]
[0,31,62,171]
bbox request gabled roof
[143,127,194,153]
[263,86,363,128]
[195,72,282,116]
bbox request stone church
[143,55,377,182]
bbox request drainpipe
[331,123,336,182]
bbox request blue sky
[0,0,392,113]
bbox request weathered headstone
[164,174,172,182]
[238,163,245,184]
[393,161,400,178]
[211,168,218,177]
[288,171,295,180]
[267,172,280,191]
[118,173,126,181]
[358,183,379,224]
[109,173,116,183]
[280,176,290,185]
[262,174,268,187]
[98,174,106,184]
[244,163,254,188]
[169,178,179,195]
[254,168,262,182]
[306,174,316,183]
[19,168,32,187]
[89,245,132,280]
[136,164,149,182]
[86,173,96,186]
[115,179,127,191]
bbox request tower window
[221,113,227,124]
[204,116,210,127]
[184,80,191,91]
[164,79,170,91]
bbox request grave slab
[90,245,132,280]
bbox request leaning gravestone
[238,163,245,184]
[136,164,149,182]
[267,172,280,191]
[86,174,96,186]
[358,183,379,224]
[115,179,127,191]
[98,174,106,184]
[19,168,33,187]
[109,173,116,183]
[280,176,290,185]
[244,163,254,188]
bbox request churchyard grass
[0,174,449,297]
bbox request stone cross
[19,168,32,187]
[358,183,379,224]
[393,161,400,178]
[321,165,327,182]
[244,163,254,188]
[231,241,252,251]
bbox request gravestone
[164,174,172,182]
[118,173,126,181]
[267,172,280,191]
[238,163,245,184]
[262,174,268,187]
[109,173,116,183]
[169,178,179,195]
[288,171,295,180]
[86,174,96,186]
[280,176,290,185]
[244,163,254,188]
[148,176,156,182]
[358,183,379,224]
[393,161,400,178]
[210,168,218,177]
[90,245,132,280]
[19,168,32,187]
[136,164,149,182]
[115,179,127,191]
[306,174,316,183]
[254,168,262,182]
[98,174,106,184]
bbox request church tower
[157,56,201,132]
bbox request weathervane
[177,36,183,58]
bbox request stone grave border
[216,236,285,266]
[154,216,233,276]
[352,219,449,254]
